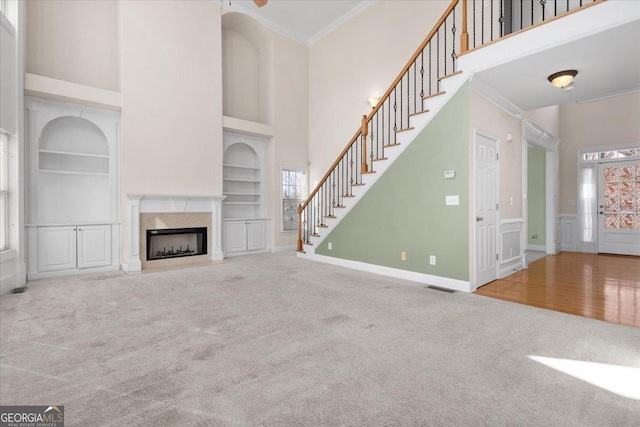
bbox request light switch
[444,170,455,179]
[445,195,459,206]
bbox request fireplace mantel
[122,194,225,274]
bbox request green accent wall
[527,146,546,245]
[316,84,470,281]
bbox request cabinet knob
[78,228,82,231]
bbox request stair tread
[303,242,313,246]
[422,91,446,100]
[408,110,429,117]
[362,171,376,174]
[342,194,355,197]
[438,70,463,81]
[395,127,415,133]
[324,215,336,218]
[334,205,346,208]
[351,183,366,186]
[372,157,388,161]
[383,143,401,148]
[317,225,329,228]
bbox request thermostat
[444,170,455,179]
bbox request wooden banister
[361,115,368,173]
[363,0,459,125]
[461,0,468,53]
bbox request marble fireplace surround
[123,194,225,274]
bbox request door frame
[473,128,500,289]
[522,120,559,264]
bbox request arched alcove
[40,116,108,156]
[221,12,273,124]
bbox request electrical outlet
[430,255,436,265]
[401,251,407,261]
[328,242,332,250]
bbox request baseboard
[298,253,472,292]
[527,244,546,252]
[28,265,120,281]
[271,245,296,253]
[499,259,523,279]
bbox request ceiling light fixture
[548,70,578,89]
[368,96,380,109]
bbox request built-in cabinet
[222,132,269,256]
[26,97,120,279]
[38,225,112,272]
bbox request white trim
[28,264,119,281]
[308,1,378,46]
[469,75,524,119]
[0,248,16,263]
[24,73,122,111]
[522,120,560,258]
[280,165,307,233]
[222,1,378,47]
[577,88,640,104]
[271,245,296,253]
[527,244,546,252]
[298,252,473,293]
[499,218,524,278]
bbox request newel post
[361,115,369,173]
[461,0,469,53]
[297,204,303,252]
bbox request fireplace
[146,227,207,261]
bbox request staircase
[296,0,610,279]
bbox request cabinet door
[38,226,77,272]
[77,225,112,269]
[225,221,248,253]
[247,220,266,251]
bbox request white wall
[120,0,223,261]
[270,33,308,248]
[558,92,640,214]
[26,0,119,91]
[470,90,523,219]
[222,29,260,122]
[308,0,449,186]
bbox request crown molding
[308,1,378,46]
[469,75,524,119]
[222,1,378,47]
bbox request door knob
[476,216,483,222]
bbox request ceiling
[474,20,640,112]
[223,0,372,45]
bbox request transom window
[582,148,639,162]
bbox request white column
[124,195,142,274]
[212,195,226,261]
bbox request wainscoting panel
[499,218,524,278]
[559,214,578,252]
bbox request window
[281,168,306,232]
[0,132,8,250]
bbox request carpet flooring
[1,252,639,426]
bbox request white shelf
[40,149,109,159]
[39,169,109,177]
[223,202,260,205]
[223,163,260,170]
[223,178,260,183]
[224,192,260,196]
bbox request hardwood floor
[475,252,640,328]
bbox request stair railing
[297,0,606,252]
[459,0,605,54]
[297,0,461,251]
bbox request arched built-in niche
[38,116,111,223]
[221,12,273,124]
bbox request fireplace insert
[146,227,207,261]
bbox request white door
[247,220,266,251]
[77,225,112,269]
[224,221,247,254]
[475,132,498,287]
[38,226,77,272]
[597,160,640,256]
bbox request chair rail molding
[499,218,524,279]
